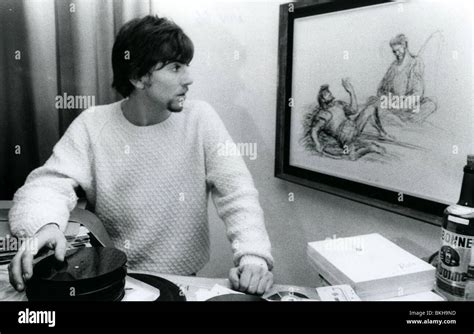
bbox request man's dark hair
[112,15,194,97]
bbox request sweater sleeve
[200,101,274,270]
[8,110,93,237]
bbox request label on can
[448,215,470,225]
[436,228,474,298]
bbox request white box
[307,233,436,300]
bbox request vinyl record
[27,277,126,301]
[26,247,127,301]
[206,294,266,302]
[77,278,126,301]
[26,266,127,296]
[266,291,309,301]
[127,273,186,301]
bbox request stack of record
[26,247,127,301]
[64,223,91,248]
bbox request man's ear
[129,77,145,90]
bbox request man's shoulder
[330,101,349,112]
[76,100,121,124]
[67,100,121,139]
[184,99,215,113]
[182,100,231,138]
[386,60,399,70]
[183,100,220,122]
[409,55,424,70]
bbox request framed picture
[275,0,474,224]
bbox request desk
[0,201,442,302]
[138,271,320,301]
[0,265,320,301]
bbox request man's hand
[229,264,273,295]
[8,223,67,292]
[341,77,354,93]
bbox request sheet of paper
[0,265,27,301]
[64,222,81,238]
[316,285,361,301]
[194,284,243,301]
[122,276,160,301]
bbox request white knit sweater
[9,100,273,275]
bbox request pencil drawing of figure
[370,34,437,124]
[301,78,391,161]
[300,32,441,161]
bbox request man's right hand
[341,77,354,93]
[8,223,67,292]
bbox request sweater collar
[115,99,179,135]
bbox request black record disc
[26,247,127,301]
[127,273,186,301]
[32,247,126,282]
[27,277,126,301]
[77,278,126,301]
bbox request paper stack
[316,285,361,301]
[307,233,436,301]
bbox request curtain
[0,0,152,199]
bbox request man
[375,34,436,123]
[8,15,273,295]
[306,78,389,160]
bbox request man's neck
[121,94,171,126]
[322,100,335,109]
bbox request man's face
[144,61,193,112]
[391,44,406,63]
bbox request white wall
[152,0,442,286]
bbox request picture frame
[275,0,473,225]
